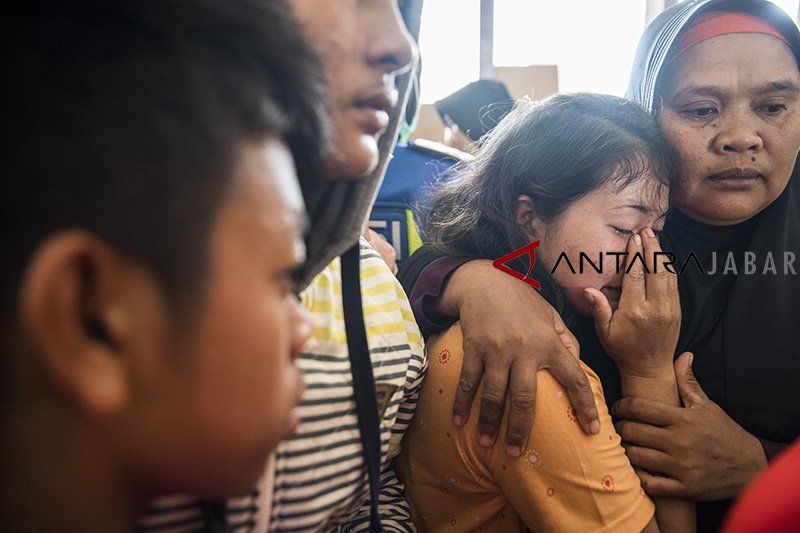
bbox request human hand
[613,352,767,501]
[446,260,600,457]
[585,228,680,379]
[366,228,398,275]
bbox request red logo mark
[492,240,541,289]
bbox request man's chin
[323,139,379,181]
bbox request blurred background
[411,0,800,141]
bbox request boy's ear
[515,194,545,238]
[19,232,159,418]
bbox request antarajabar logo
[492,240,541,289]
[492,241,799,284]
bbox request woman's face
[657,33,800,225]
[528,173,669,316]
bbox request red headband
[669,11,792,61]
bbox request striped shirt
[139,239,426,532]
[271,239,425,531]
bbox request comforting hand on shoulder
[585,228,680,379]
[445,260,600,458]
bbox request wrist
[619,371,678,404]
[440,259,493,316]
[617,365,675,380]
[616,354,676,381]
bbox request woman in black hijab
[401,0,800,530]
[609,1,800,529]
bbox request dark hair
[0,0,329,319]
[420,93,677,315]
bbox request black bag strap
[341,242,382,532]
[200,499,230,533]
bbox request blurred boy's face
[288,0,414,180]
[131,139,310,497]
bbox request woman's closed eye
[610,226,633,236]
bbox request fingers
[623,444,674,474]
[504,359,538,457]
[641,228,677,303]
[452,347,484,427]
[476,367,510,447]
[612,396,679,426]
[640,228,659,274]
[547,354,600,435]
[620,233,646,303]
[615,419,670,451]
[584,287,613,335]
[552,309,580,360]
[674,351,707,407]
[635,469,688,499]
[614,420,669,450]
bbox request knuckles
[480,391,504,410]
[457,377,476,394]
[627,267,647,283]
[614,397,644,418]
[509,393,536,412]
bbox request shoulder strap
[341,242,382,532]
[200,499,230,533]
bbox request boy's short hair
[0,0,328,320]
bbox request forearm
[434,258,493,317]
[403,251,472,339]
[619,372,694,532]
[650,498,695,533]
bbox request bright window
[418,0,800,103]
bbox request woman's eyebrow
[754,79,800,95]
[613,203,668,219]
[669,85,725,100]
[671,79,800,100]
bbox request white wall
[418,0,800,104]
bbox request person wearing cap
[434,79,515,152]
[399,1,800,530]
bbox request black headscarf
[626,0,800,443]
[610,1,800,529]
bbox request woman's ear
[19,232,164,418]
[516,194,546,239]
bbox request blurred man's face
[288,0,414,180]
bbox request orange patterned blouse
[397,323,655,532]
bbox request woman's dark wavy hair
[419,92,677,316]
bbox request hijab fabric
[296,2,422,289]
[624,1,800,529]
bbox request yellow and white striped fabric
[268,238,425,532]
